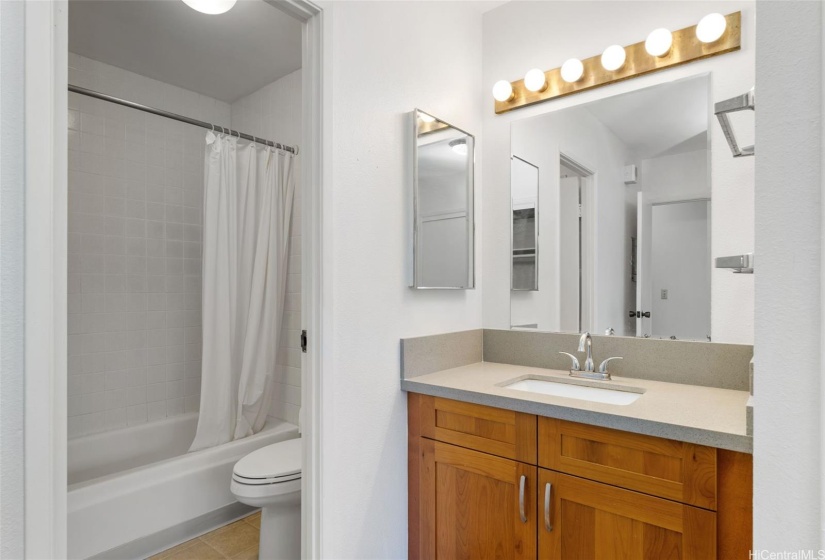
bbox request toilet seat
[232,471,301,485]
[230,436,302,558]
[232,437,301,486]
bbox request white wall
[641,148,710,201]
[0,0,26,556]
[230,69,303,427]
[754,0,822,551]
[558,176,580,332]
[510,106,635,334]
[482,1,756,344]
[66,54,230,438]
[319,2,484,557]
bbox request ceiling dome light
[181,0,237,15]
[449,138,468,155]
[560,58,584,83]
[645,28,673,57]
[524,68,548,93]
[696,13,727,43]
[600,45,626,71]
[492,80,515,102]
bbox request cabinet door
[418,439,537,560]
[538,469,716,560]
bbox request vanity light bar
[493,11,741,114]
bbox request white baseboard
[88,502,257,560]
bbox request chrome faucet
[578,332,595,373]
[558,331,623,381]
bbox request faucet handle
[558,352,581,372]
[598,357,623,374]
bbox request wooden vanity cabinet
[408,394,538,559]
[409,394,752,560]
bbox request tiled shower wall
[67,55,303,438]
[230,69,303,426]
[67,54,231,438]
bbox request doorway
[559,154,594,334]
[636,195,711,340]
[23,0,325,557]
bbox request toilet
[231,437,302,560]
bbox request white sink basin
[502,377,643,405]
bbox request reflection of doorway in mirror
[559,172,581,332]
[559,155,594,334]
[636,196,711,341]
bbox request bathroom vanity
[407,390,751,559]
[405,15,755,557]
[403,343,753,560]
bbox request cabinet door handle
[518,475,527,523]
[544,482,553,532]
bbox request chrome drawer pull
[544,482,553,532]
[519,475,527,523]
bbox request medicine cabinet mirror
[411,109,475,289]
[510,74,713,340]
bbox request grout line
[196,537,228,559]
[152,512,260,560]
[150,537,198,560]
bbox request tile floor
[149,512,260,560]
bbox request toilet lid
[233,438,302,480]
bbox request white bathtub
[68,413,298,559]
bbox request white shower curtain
[189,132,295,452]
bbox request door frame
[559,152,595,333]
[24,0,327,556]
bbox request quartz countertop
[402,361,752,453]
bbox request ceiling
[69,0,302,103]
[419,134,469,180]
[584,75,710,159]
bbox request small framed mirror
[411,109,475,289]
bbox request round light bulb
[600,45,626,71]
[492,80,515,102]
[645,28,673,57]
[181,0,237,14]
[524,68,548,92]
[560,58,584,83]
[696,13,727,43]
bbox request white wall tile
[67,54,230,438]
[68,54,301,438]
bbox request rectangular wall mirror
[510,74,712,340]
[411,109,475,289]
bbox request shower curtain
[189,132,295,452]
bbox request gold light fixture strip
[417,119,450,135]
[494,11,741,114]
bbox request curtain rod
[68,84,298,155]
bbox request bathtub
[68,413,298,559]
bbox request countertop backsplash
[401,329,753,391]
